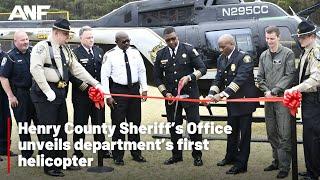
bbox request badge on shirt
[273,59,282,65]
[182,53,187,58]
[231,64,236,71]
[17,59,22,63]
[80,58,88,63]
[1,57,7,66]
[161,59,168,64]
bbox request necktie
[123,50,132,87]
[59,46,69,81]
[171,48,176,59]
[88,49,94,59]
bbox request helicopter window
[124,11,132,23]
[139,6,194,27]
[277,27,294,42]
[205,28,253,53]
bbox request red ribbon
[88,86,301,116]
[177,79,185,96]
[283,90,302,116]
[88,87,105,109]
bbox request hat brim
[53,25,75,34]
[291,27,317,38]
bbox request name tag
[160,59,168,64]
[80,58,89,63]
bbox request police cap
[292,20,317,38]
[53,18,74,33]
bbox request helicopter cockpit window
[205,28,253,53]
[203,28,254,68]
[124,11,132,23]
[139,6,194,27]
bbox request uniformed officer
[0,31,36,158]
[0,47,11,160]
[30,18,105,177]
[286,20,320,180]
[70,26,111,159]
[153,27,207,166]
[101,31,148,166]
[256,26,296,179]
[205,34,258,174]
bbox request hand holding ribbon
[88,87,105,109]
[283,90,302,116]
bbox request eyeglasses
[165,37,177,43]
[121,39,130,44]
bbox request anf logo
[8,5,50,20]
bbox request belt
[112,82,139,88]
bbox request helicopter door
[204,28,255,68]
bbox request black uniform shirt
[0,47,32,88]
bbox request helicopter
[0,0,319,96]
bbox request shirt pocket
[14,60,26,77]
[177,56,190,65]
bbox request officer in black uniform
[0,48,11,160]
[153,27,207,166]
[205,34,258,174]
[71,26,111,159]
[286,20,320,180]
[0,31,36,158]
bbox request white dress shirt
[169,42,179,57]
[101,46,148,97]
[82,45,93,56]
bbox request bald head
[13,31,29,53]
[115,31,130,50]
[218,34,236,56]
[218,34,235,45]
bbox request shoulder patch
[35,44,46,55]
[243,55,252,63]
[313,47,320,61]
[1,57,7,66]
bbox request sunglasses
[165,37,177,43]
[121,39,130,44]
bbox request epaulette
[183,42,193,47]
[106,48,116,53]
[239,50,246,55]
[7,49,13,54]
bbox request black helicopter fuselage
[0,0,314,95]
